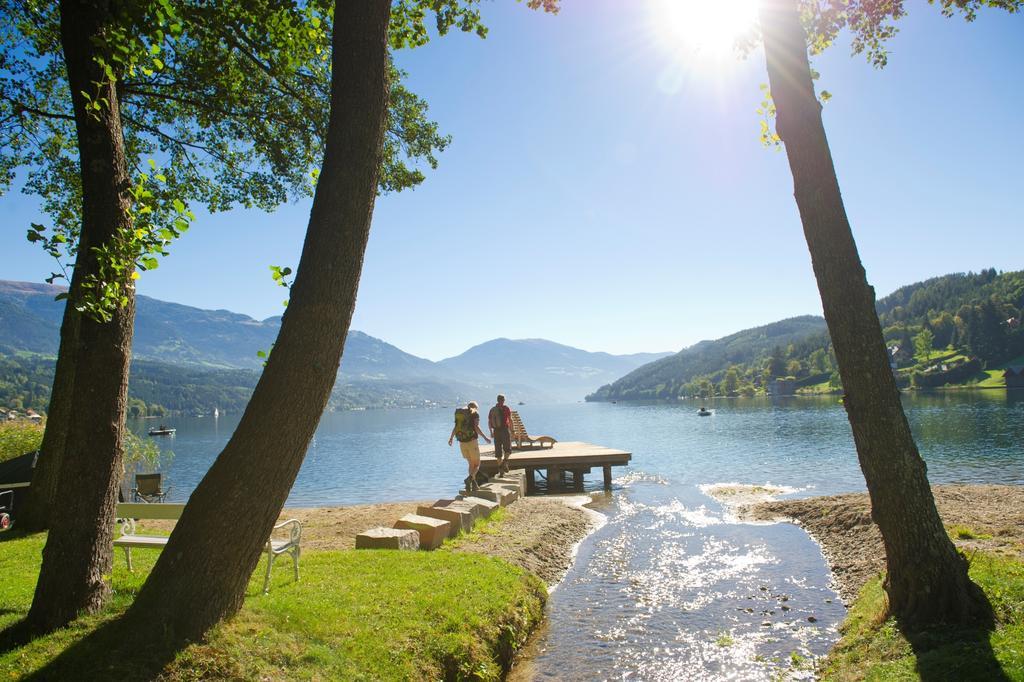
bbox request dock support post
[572,470,584,491]
[526,468,536,495]
[547,466,560,491]
[603,465,612,490]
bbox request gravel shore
[722,484,1024,603]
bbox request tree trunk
[126,0,391,642]
[24,0,136,633]
[759,0,989,628]
[18,279,82,532]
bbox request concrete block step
[479,483,517,506]
[394,514,451,551]
[433,498,483,525]
[355,527,420,550]
[455,495,500,517]
[460,486,501,503]
[418,504,473,537]
[490,477,523,494]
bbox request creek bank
[723,484,1024,603]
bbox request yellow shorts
[459,439,480,465]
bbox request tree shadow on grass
[0,613,191,681]
[899,596,1010,682]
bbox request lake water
[130,391,1024,680]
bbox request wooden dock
[479,441,631,494]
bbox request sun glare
[651,0,759,62]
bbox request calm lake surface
[131,391,1024,681]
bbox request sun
[650,0,759,62]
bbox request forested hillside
[588,269,1024,401]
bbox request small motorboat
[697,408,712,417]
[148,425,176,436]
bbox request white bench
[113,502,301,594]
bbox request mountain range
[0,280,672,410]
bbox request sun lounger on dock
[510,410,556,450]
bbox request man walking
[488,394,513,475]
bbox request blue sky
[2,1,1022,361]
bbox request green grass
[798,380,839,395]
[976,369,1008,389]
[951,525,993,541]
[0,420,43,464]
[819,552,1024,681]
[0,528,546,680]
[442,507,506,549]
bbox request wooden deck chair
[132,473,170,503]
[509,410,556,450]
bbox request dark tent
[0,451,37,523]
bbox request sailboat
[213,407,220,419]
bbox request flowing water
[131,391,1024,680]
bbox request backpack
[489,405,508,430]
[454,408,476,443]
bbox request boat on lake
[697,408,712,417]
[148,425,176,436]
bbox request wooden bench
[113,503,301,594]
[509,410,557,450]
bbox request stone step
[355,527,420,550]
[498,469,526,485]
[433,498,483,525]
[417,505,473,537]
[479,483,517,506]
[490,477,523,495]
[460,486,501,503]
[394,514,451,551]
[455,495,500,517]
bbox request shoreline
[707,484,1024,603]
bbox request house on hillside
[25,409,42,423]
[767,378,796,397]
[1005,366,1024,390]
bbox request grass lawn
[819,552,1024,681]
[975,369,1007,389]
[798,380,839,395]
[0,527,546,680]
[0,421,43,464]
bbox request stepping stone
[499,469,526,484]
[455,495,500,517]
[417,505,473,537]
[394,514,451,551]
[433,498,482,525]
[355,527,420,550]
[479,483,517,506]
[491,477,524,495]
[460,486,501,503]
